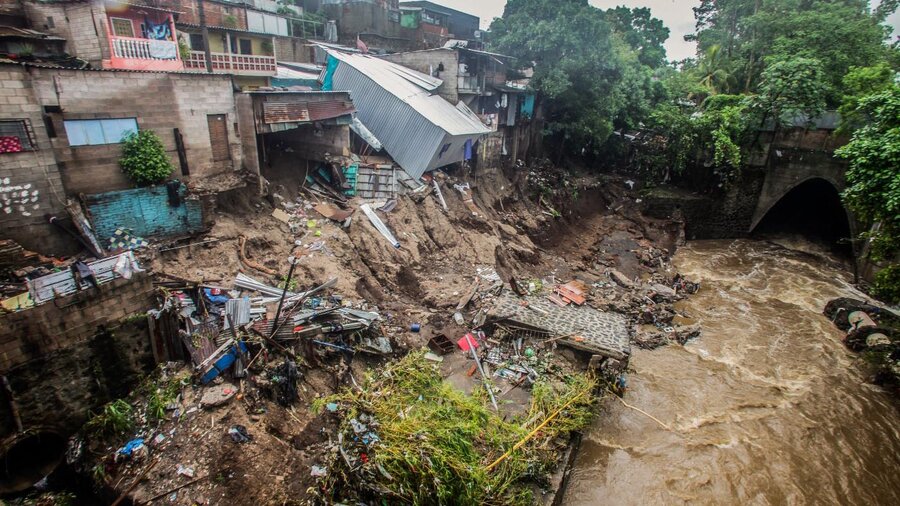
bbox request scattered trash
[228,425,253,443]
[410,323,421,332]
[360,203,400,248]
[176,464,195,478]
[310,465,328,478]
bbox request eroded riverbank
[565,239,900,505]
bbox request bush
[872,264,900,304]
[120,130,173,186]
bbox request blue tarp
[321,55,339,91]
[520,94,536,119]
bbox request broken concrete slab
[490,292,630,360]
[199,383,238,409]
[608,269,634,288]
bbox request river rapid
[564,239,900,505]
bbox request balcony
[105,35,184,71]
[184,50,277,76]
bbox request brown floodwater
[564,239,900,505]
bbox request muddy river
[564,239,900,505]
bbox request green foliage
[836,85,900,260]
[177,37,191,61]
[752,56,828,126]
[312,351,597,505]
[638,94,754,184]
[604,6,670,69]
[690,0,897,102]
[120,130,173,186]
[837,63,897,134]
[489,0,666,155]
[695,44,736,95]
[223,14,238,28]
[872,265,900,304]
[85,399,134,437]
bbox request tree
[489,0,662,155]
[604,6,669,69]
[753,56,828,127]
[120,130,174,186]
[837,63,897,134]
[695,45,735,95]
[835,85,900,261]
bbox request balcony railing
[111,36,178,61]
[185,50,277,75]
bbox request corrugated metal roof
[326,50,489,178]
[276,64,319,80]
[0,26,65,41]
[308,99,356,121]
[328,50,488,136]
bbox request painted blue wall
[85,183,203,241]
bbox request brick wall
[274,35,313,63]
[0,65,73,255]
[158,0,248,29]
[25,66,241,195]
[22,0,109,65]
[382,49,459,104]
[0,273,156,437]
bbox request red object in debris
[556,282,586,305]
[457,333,478,351]
[360,453,369,463]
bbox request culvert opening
[0,431,66,495]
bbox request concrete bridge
[747,118,857,247]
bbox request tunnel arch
[0,430,67,494]
[750,177,854,255]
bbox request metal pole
[465,334,498,411]
[270,256,297,338]
[197,0,213,73]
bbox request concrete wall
[0,65,71,255]
[24,66,241,195]
[274,35,314,63]
[381,48,458,103]
[22,0,110,65]
[160,0,249,30]
[324,2,411,44]
[0,274,155,438]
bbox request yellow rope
[485,389,587,472]
[612,394,672,431]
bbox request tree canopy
[489,0,666,152]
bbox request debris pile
[311,351,597,505]
[825,297,900,388]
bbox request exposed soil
[69,162,691,505]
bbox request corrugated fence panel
[85,183,203,241]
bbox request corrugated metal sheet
[263,102,310,124]
[307,100,356,121]
[326,50,489,178]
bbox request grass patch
[312,351,598,505]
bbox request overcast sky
[428,0,900,62]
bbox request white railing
[184,50,277,75]
[111,36,177,60]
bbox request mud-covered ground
[70,162,694,505]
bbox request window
[189,33,206,51]
[0,120,35,154]
[110,17,135,38]
[239,39,252,55]
[63,118,138,146]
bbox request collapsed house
[320,49,491,179]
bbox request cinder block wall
[0,274,156,438]
[0,65,73,255]
[22,0,109,65]
[25,67,241,195]
[381,49,459,104]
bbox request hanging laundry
[144,18,172,40]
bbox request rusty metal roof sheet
[0,26,65,41]
[308,99,356,121]
[263,102,310,124]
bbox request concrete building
[0,60,242,254]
